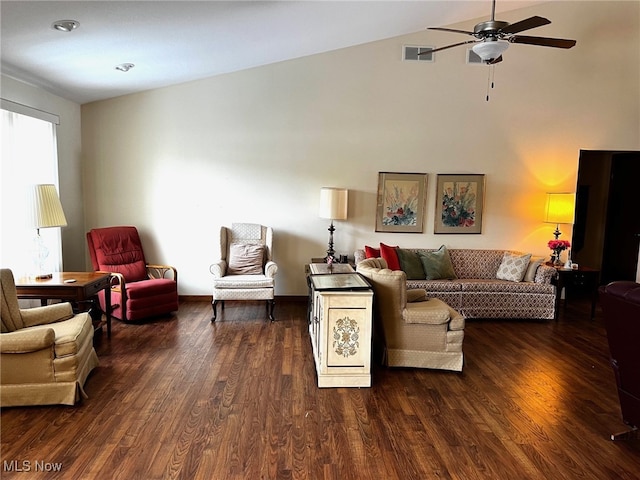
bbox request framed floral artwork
[435,174,485,234]
[375,172,427,233]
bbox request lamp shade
[319,187,348,220]
[472,39,509,62]
[27,184,68,229]
[544,193,575,224]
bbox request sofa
[355,246,557,320]
[599,281,640,440]
[356,258,465,371]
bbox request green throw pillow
[396,249,425,280]
[418,246,457,280]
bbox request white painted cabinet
[308,273,373,388]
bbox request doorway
[572,150,640,285]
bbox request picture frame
[375,172,427,233]
[434,174,485,234]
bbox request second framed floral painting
[435,174,485,234]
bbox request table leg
[105,285,112,338]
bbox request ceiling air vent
[403,45,434,62]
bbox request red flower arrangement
[548,239,570,251]
[548,239,570,264]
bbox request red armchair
[599,281,640,440]
[86,226,178,322]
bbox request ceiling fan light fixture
[51,20,79,32]
[472,39,509,63]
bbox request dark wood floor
[2,297,640,479]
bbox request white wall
[81,1,639,296]
[1,75,84,271]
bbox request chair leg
[211,300,219,322]
[267,300,275,322]
[611,426,639,441]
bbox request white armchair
[210,223,278,321]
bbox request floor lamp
[319,187,348,262]
[27,184,67,279]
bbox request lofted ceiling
[1,1,546,105]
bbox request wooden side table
[552,265,600,319]
[15,272,113,337]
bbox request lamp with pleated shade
[27,184,67,279]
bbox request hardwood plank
[2,299,640,479]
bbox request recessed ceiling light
[115,63,135,72]
[52,20,79,32]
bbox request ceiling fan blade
[509,35,577,49]
[417,40,477,55]
[428,27,474,36]
[489,55,503,64]
[500,16,551,34]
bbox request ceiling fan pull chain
[486,65,497,102]
[486,66,492,101]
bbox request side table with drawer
[553,265,600,319]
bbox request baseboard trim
[179,295,212,302]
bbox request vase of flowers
[548,239,571,265]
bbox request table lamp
[544,193,575,239]
[319,187,348,262]
[26,184,67,279]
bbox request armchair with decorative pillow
[210,223,277,321]
[1,269,99,406]
[356,258,465,371]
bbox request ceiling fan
[420,0,576,64]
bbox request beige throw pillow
[496,252,532,282]
[228,244,264,275]
[523,256,545,282]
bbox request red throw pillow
[379,243,401,270]
[364,245,380,258]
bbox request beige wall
[79,1,639,296]
[1,75,84,271]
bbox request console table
[15,272,113,337]
[308,271,373,388]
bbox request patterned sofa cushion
[407,279,462,292]
[458,279,554,294]
[448,249,508,279]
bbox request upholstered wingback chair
[356,258,465,371]
[0,269,99,406]
[599,281,640,440]
[87,226,178,323]
[210,223,277,321]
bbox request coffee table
[15,272,113,337]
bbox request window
[1,105,62,276]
